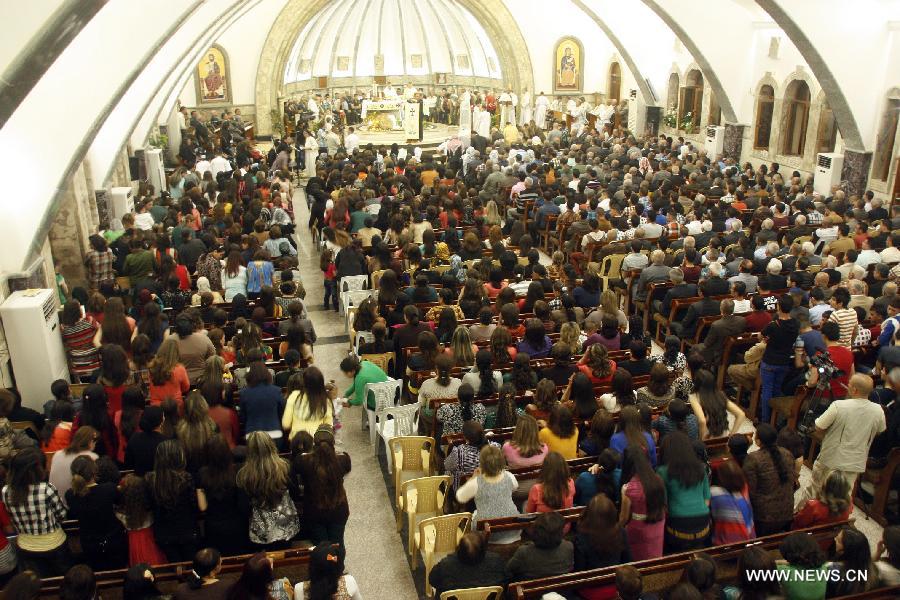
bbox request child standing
[320,248,338,311]
[116,474,167,566]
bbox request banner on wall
[404,100,423,141]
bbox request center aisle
[290,188,419,600]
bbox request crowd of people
[0,97,898,599]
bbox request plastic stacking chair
[388,436,435,512]
[352,330,375,356]
[415,513,472,597]
[376,403,420,472]
[363,378,401,440]
[439,587,504,600]
[398,475,451,560]
[340,288,373,318]
[359,352,394,374]
[339,274,368,293]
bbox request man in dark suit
[697,299,747,366]
[190,110,209,145]
[670,282,721,340]
[655,267,697,323]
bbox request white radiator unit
[627,96,645,136]
[814,153,844,196]
[705,125,725,156]
[0,289,69,410]
[144,148,166,194]
[110,186,134,221]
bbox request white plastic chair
[352,330,375,356]
[363,378,401,436]
[376,403,420,472]
[339,275,369,293]
[340,288,374,317]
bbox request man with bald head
[795,373,884,510]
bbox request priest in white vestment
[534,92,549,129]
[383,86,397,99]
[459,89,472,130]
[307,96,320,119]
[498,90,513,125]
[519,88,533,126]
[303,133,318,178]
[474,104,491,138]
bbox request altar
[361,99,404,131]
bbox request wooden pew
[508,521,849,600]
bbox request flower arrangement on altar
[663,108,678,128]
[679,111,695,132]
[365,113,394,131]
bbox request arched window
[679,69,703,132]
[873,97,900,181]
[782,80,810,156]
[815,98,838,154]
[666,73,680,115]
[754,84,775,149]
[608,62,622,102]
[708,90,721,127]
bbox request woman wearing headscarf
[191,277,223,306]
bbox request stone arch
[755,0,863,151]
[639,0,738,124]
[778,68,819,100]
[253,0,533,135]
[568,0,657,106]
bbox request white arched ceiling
[282,0,502,82]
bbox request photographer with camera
[794,373,885,510]
[801,321,855,401]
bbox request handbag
[248,489,300,545]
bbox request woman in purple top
[515,319,553,359]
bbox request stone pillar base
[840,150,872,198]
[723,124,745,162]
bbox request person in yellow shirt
[281,366,333,442]
[538,404,579,459]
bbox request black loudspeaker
[646,106,662,136]
[128,156,140,180]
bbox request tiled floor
[291,189,419,600]
[290,187,886,598]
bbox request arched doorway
[679,69,703,132]
[815,97,838,154]
[608,62,621,103]
[754,84,775,149]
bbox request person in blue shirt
[574,448,621,506]
[610,406,657,468]
[239,362,286,448]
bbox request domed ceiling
[283,0,503,83]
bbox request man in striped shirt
[827,287,858,347]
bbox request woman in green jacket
[340,356,388,409]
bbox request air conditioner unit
[814,153,844,196]
[627,97,645,136]
[110,186,134,221]
[0,289,69,410]
[705,125,725,156]
[144,148,166,194]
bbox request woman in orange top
[526,451,576,517]
[577,344,617,385]
[41,401,75,452]
[147,338,190,411]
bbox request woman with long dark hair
[2,448,70,576]
[137,301,167,353]
[73,384,117,459]
[225,552,291,600]
[96,343,133,415]
[657,431,710,552]
[516,319,553,360]
[539,404,579,459]
[294,425,351,546]
[526,451,575,514]
[146,440,206,562]
[66,455,127,570]
[575,494,631,571]
[281,366,332,442]
[199,435,249,556]
[598,369,636,412]
[92,297,136,349]
[743,423,797,536]
[577,343,617,385]
[578,408,615,456]
[619,447,666,560]
[222,250,248,302]
[574,447,621,507]
[688,369,746,439]
[461,349,502,397]
[113,386,145,464]
[610,405,657,468]
[436,382,486,436]
[60,299,101,380]
[792,470,852,530]
[722,546,781,600]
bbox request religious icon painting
[456,54,470,70]
[336,56,350,71]
[299,59,311,73]
[410,54,423,69]
[553,37,583,93]
[195,45,231,105]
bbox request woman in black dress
[65,455,127,570]
[146,440,207,562]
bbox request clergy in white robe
[534,92,549,129]
[474,105,491,138]
[459,90,472,130]
[303,134,318,178]
[498,91,513,125]
[307,96,319,119]
[520,89,533,126]
[383,86,397,98]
